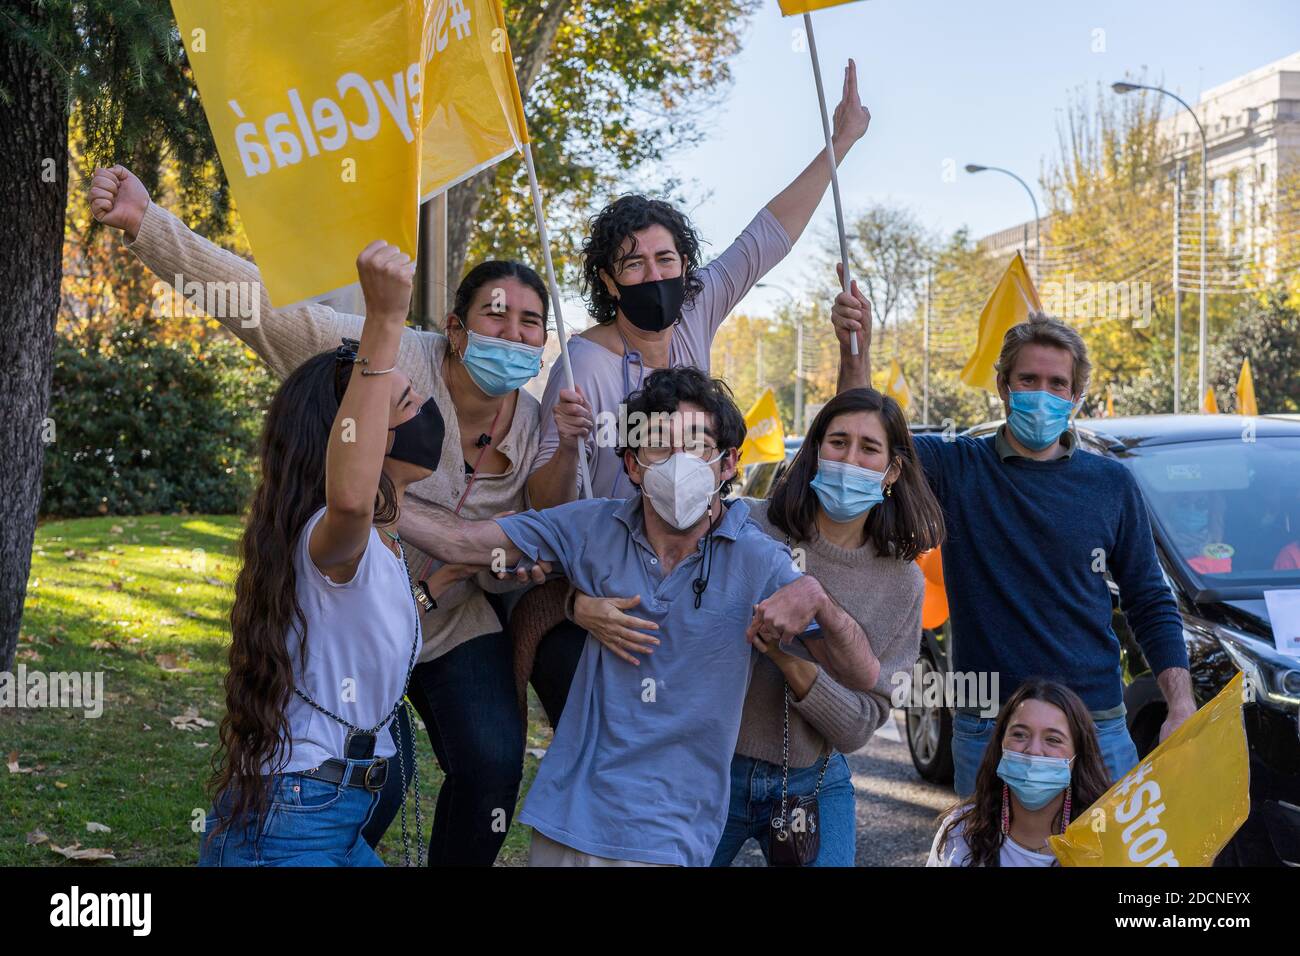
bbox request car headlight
[1214,624,1300,711]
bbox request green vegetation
[2,514,547,866]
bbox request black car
[904,414,1300,866]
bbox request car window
[1129,437,1300,590]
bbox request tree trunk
[445,0,572,294]
[0,4,69,671]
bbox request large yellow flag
[740,388,787,467]
[1050,673,1250,867]
[170,0,526,306]
[884,359,913,416]
[778,0,864,13]
[960,253,1043,393]
[1236,358,1259,416]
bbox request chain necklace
[292,527,425,866]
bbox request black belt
[303,757,388,792]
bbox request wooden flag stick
[523,141,593,499]
[803,12,857,356]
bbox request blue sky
[649,0,1300,317]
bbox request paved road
[732,710,956,867]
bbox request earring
[885,483,893,498]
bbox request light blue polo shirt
[495,495,802,866]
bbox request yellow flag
[170,0,527,307]
[885,359,913,416]
[420,0,529,201]
[1203,386,1220,414]
[1236,358,1258,416]
[960,253,1043,393]
[778,0,864,14]
[740,388,787,467]
[1050,673,1250,867]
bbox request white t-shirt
[926,809,1058,867]
[276,506,421,773]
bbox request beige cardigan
[126,201,540,663]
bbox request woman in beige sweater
[572,387,944,865]
[91,164,593,865]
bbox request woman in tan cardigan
[91,164,593,865]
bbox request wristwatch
[413,580,438,614]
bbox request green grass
[1,514,550,867]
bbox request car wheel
[906,647,954,784]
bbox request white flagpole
[523,141,593,499]
[803,12,857,356]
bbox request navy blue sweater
[914,431,1187,713]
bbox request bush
[41,329,276,517]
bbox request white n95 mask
[639,452,723,531]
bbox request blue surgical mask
[996,748,1073,811]
[459,328,543,396]
[1006,390,1075,451]
[809,458,887,523]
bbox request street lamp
[965,164,1041,279]
[1113,80,1209,413]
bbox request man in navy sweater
[832,293,1195,797]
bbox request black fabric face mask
[614,275,686,333]
[387,396,445,472]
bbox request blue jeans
[402,630,525,865]
[199,763,383,867]
[952,710,1140,799]
[710,752,856,867]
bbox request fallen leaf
[90,639,120,651]
[26,829,49,846]
[109,580,123,592]
[110,525,124,534]
[86,822,112,834]
[7,751,30,774]
[54,780,68,789]
[170,707,215,731]
[16,649,41,663]
[525,748,548,760]
[141,723,152,732]
[154,654,191,673]
[49,843,116,862]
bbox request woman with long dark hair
[927,679,1111,867]
[92,163,595,864]
[571,386,945,865]
[201,242,444,866]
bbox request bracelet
[360,364,397,376]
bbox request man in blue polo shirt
[832,294,1196,798]
[415,366,876,864]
